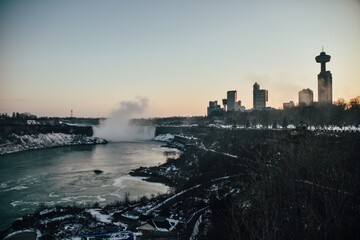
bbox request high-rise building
[283,101,294,109]
[253,82,268,109]
[316,50,332,104]
[227,90,237,111]
[207,101,221,116]
[222,99,227,112]
[299,88,313,106]
[234,101,245,111]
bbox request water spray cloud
[94,98,155,142]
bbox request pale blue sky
[1,0,359,117]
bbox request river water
[0,141,178,231]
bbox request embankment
[0,124,106,155]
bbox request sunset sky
[1,0,359,117]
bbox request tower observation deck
[315,51,331,73]
[315,49,332,104]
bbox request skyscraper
[222,99,227,112]
[207,101,221,116]
[253,82,268,109]
[227,90,237,111]
[283,101,294,109]
[299,88,313,106]
[316,50,332,104]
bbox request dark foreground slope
[133,129,360,239]
[1,129,359,240]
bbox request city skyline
[1,0,359,117]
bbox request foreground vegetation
[134,129,360,239]
[202,130,360,240]
[1,127,359,239]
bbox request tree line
[223,96,360,127]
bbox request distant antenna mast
[322,46,324,52]
[71,109,73,118]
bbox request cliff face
[0,123,93,137]
[0,123,106,155]
[0,133,106,155]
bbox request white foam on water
[108,192,122,199]
[10,201,23,207]
[49,192,59,198]
[113,175,143,187]
[97,195,106,202]
[10,200,55,207]
[1,185,29,192]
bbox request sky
[0,0,359,118]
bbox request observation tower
[315,48,332,104]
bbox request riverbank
[0,133,107,155]
[1,128,359,239]
[0,121,107,155]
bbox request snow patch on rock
[0,133,106,155]
[153,133,175,142]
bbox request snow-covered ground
[86,209,127,228]
[189,215,202,240]
[208,123,360,131]
[3,229,42,240]
[153,133,175,142]
[0,133,106,155]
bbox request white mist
[94,98,155,142]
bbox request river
[0,141,178,231]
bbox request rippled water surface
[0,141,178,230]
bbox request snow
[144,184,200,215]
[241,200,252,210]
[199,145,238,159]
[4,229,42,240]
[87,208,112,223]
[40,215,73,224]
[0,133,106,155]
[177,134,198,140]
[187,207,209,224]
[153,134,175,142]
[287,124,296,129]
[27,120,39,125]
[86,208,127,228]
[121,213,139,220]
[189,215,202,240]
[206,123,360,132]
[151,218,179,232]
[39,208,56,216]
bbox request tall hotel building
[227,90,237,111]
[299,88,313,106]
[253,82,268,109]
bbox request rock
[94,170,103,174]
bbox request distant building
[253,82,268,109]
[283,101,294,109]
[316,50,332,104]
[234,101,246,111]
[207,101,222,116]
[222,99,227,112]
[227,90,237,111]
[299,88,313,106]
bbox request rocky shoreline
[0,122,107,155]
[0,133,107,155]
[1,129,359,239]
